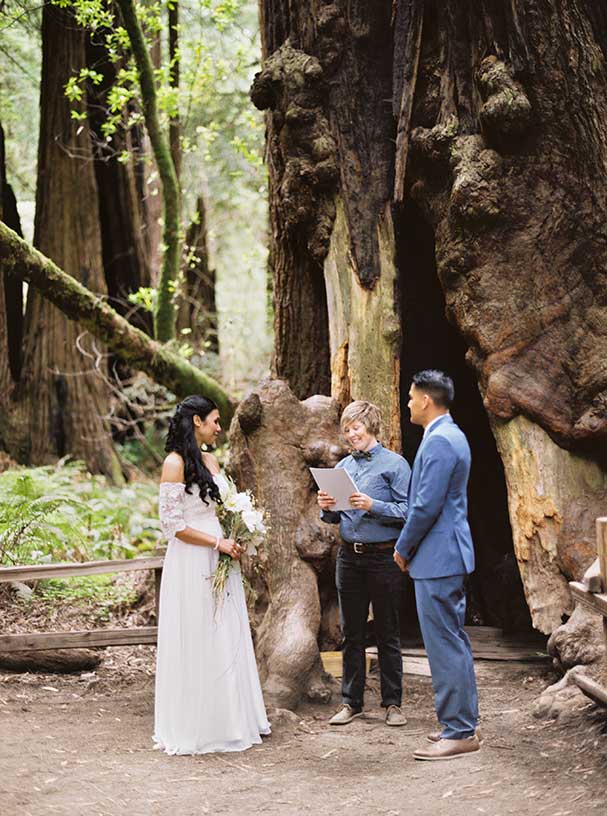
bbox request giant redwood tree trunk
[249,0,607,660]
[0,6,122,480]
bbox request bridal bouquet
[212,475,268,605]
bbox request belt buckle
[353,542,364,554]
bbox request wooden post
[597,517,607,593]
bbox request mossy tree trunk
[116,0,181,343]
[251,0,607,654]
[0,221,235,423]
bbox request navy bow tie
[352,450,373,461]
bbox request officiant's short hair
[340,401,382,436]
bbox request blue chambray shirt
[320,443,411,543]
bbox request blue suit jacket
[395,415,475,579]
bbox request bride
[154,395,270,754]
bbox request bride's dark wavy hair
[165,395,221,505]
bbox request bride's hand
[218,537,244,560]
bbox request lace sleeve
[159,482,187,541]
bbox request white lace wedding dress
[153,475,270,754]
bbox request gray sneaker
[385,705,407,727]
[328,704,363,725]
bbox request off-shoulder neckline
[159,474,221,487]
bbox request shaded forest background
[1,0,271,400]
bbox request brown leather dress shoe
[414,735,480,761]
[427,727,483,743]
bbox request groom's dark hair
[412,369,454,408]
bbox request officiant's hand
[349,492,372,511]
[317,490,336,510]
[218,538,244,560]
[393,551,408,573]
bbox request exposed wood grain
[597,517,607,591]
[571,672,607,708]
[0,627,158,653]
[570,582,607,616]
[583,557,604,593]
[0,556,164,584]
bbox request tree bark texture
[229,379,346,708]
[254,1,607,636]
[252,2,402,438]
[394,0,607,632]
[0,221,235,423]
[0,123,24,389]
[86,36,157,337]
[0,6,122,481]
[177,195,218,353]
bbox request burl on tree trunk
[229,379,347,709]
[252,1,607,639]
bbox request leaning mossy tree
[235,0,607,703]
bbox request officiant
[318,400,411,727]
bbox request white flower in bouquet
[215,474,233,503]
[225,491,253,514]
[242,508,266,534]
[212,478,269,607]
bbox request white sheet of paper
[310,467,359,512]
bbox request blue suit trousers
[414,574,479,739]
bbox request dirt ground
[1,648,606,816]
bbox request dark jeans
[336,547,403,709]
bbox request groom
[394,370,480,760]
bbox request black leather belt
[342,540,397,554]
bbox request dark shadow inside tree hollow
[393,198,532,634]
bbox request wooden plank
[583,558,604,594]
[570,582,607,616]
[0,627,158,652]
[321,651,371,679]
[402,656,432,677]
[0,556,165,584]
[598,517,607,590]
[571,672,607,708]
[366,637,548,663]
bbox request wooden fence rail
[0,554,164,653]
[568,516,607,708]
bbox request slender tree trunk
[4,5,122,480]
[0,123,24,452]
[0,124,24,383]
[177,195,218,352]
[86,35,156,336]
[168,0,181,182]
